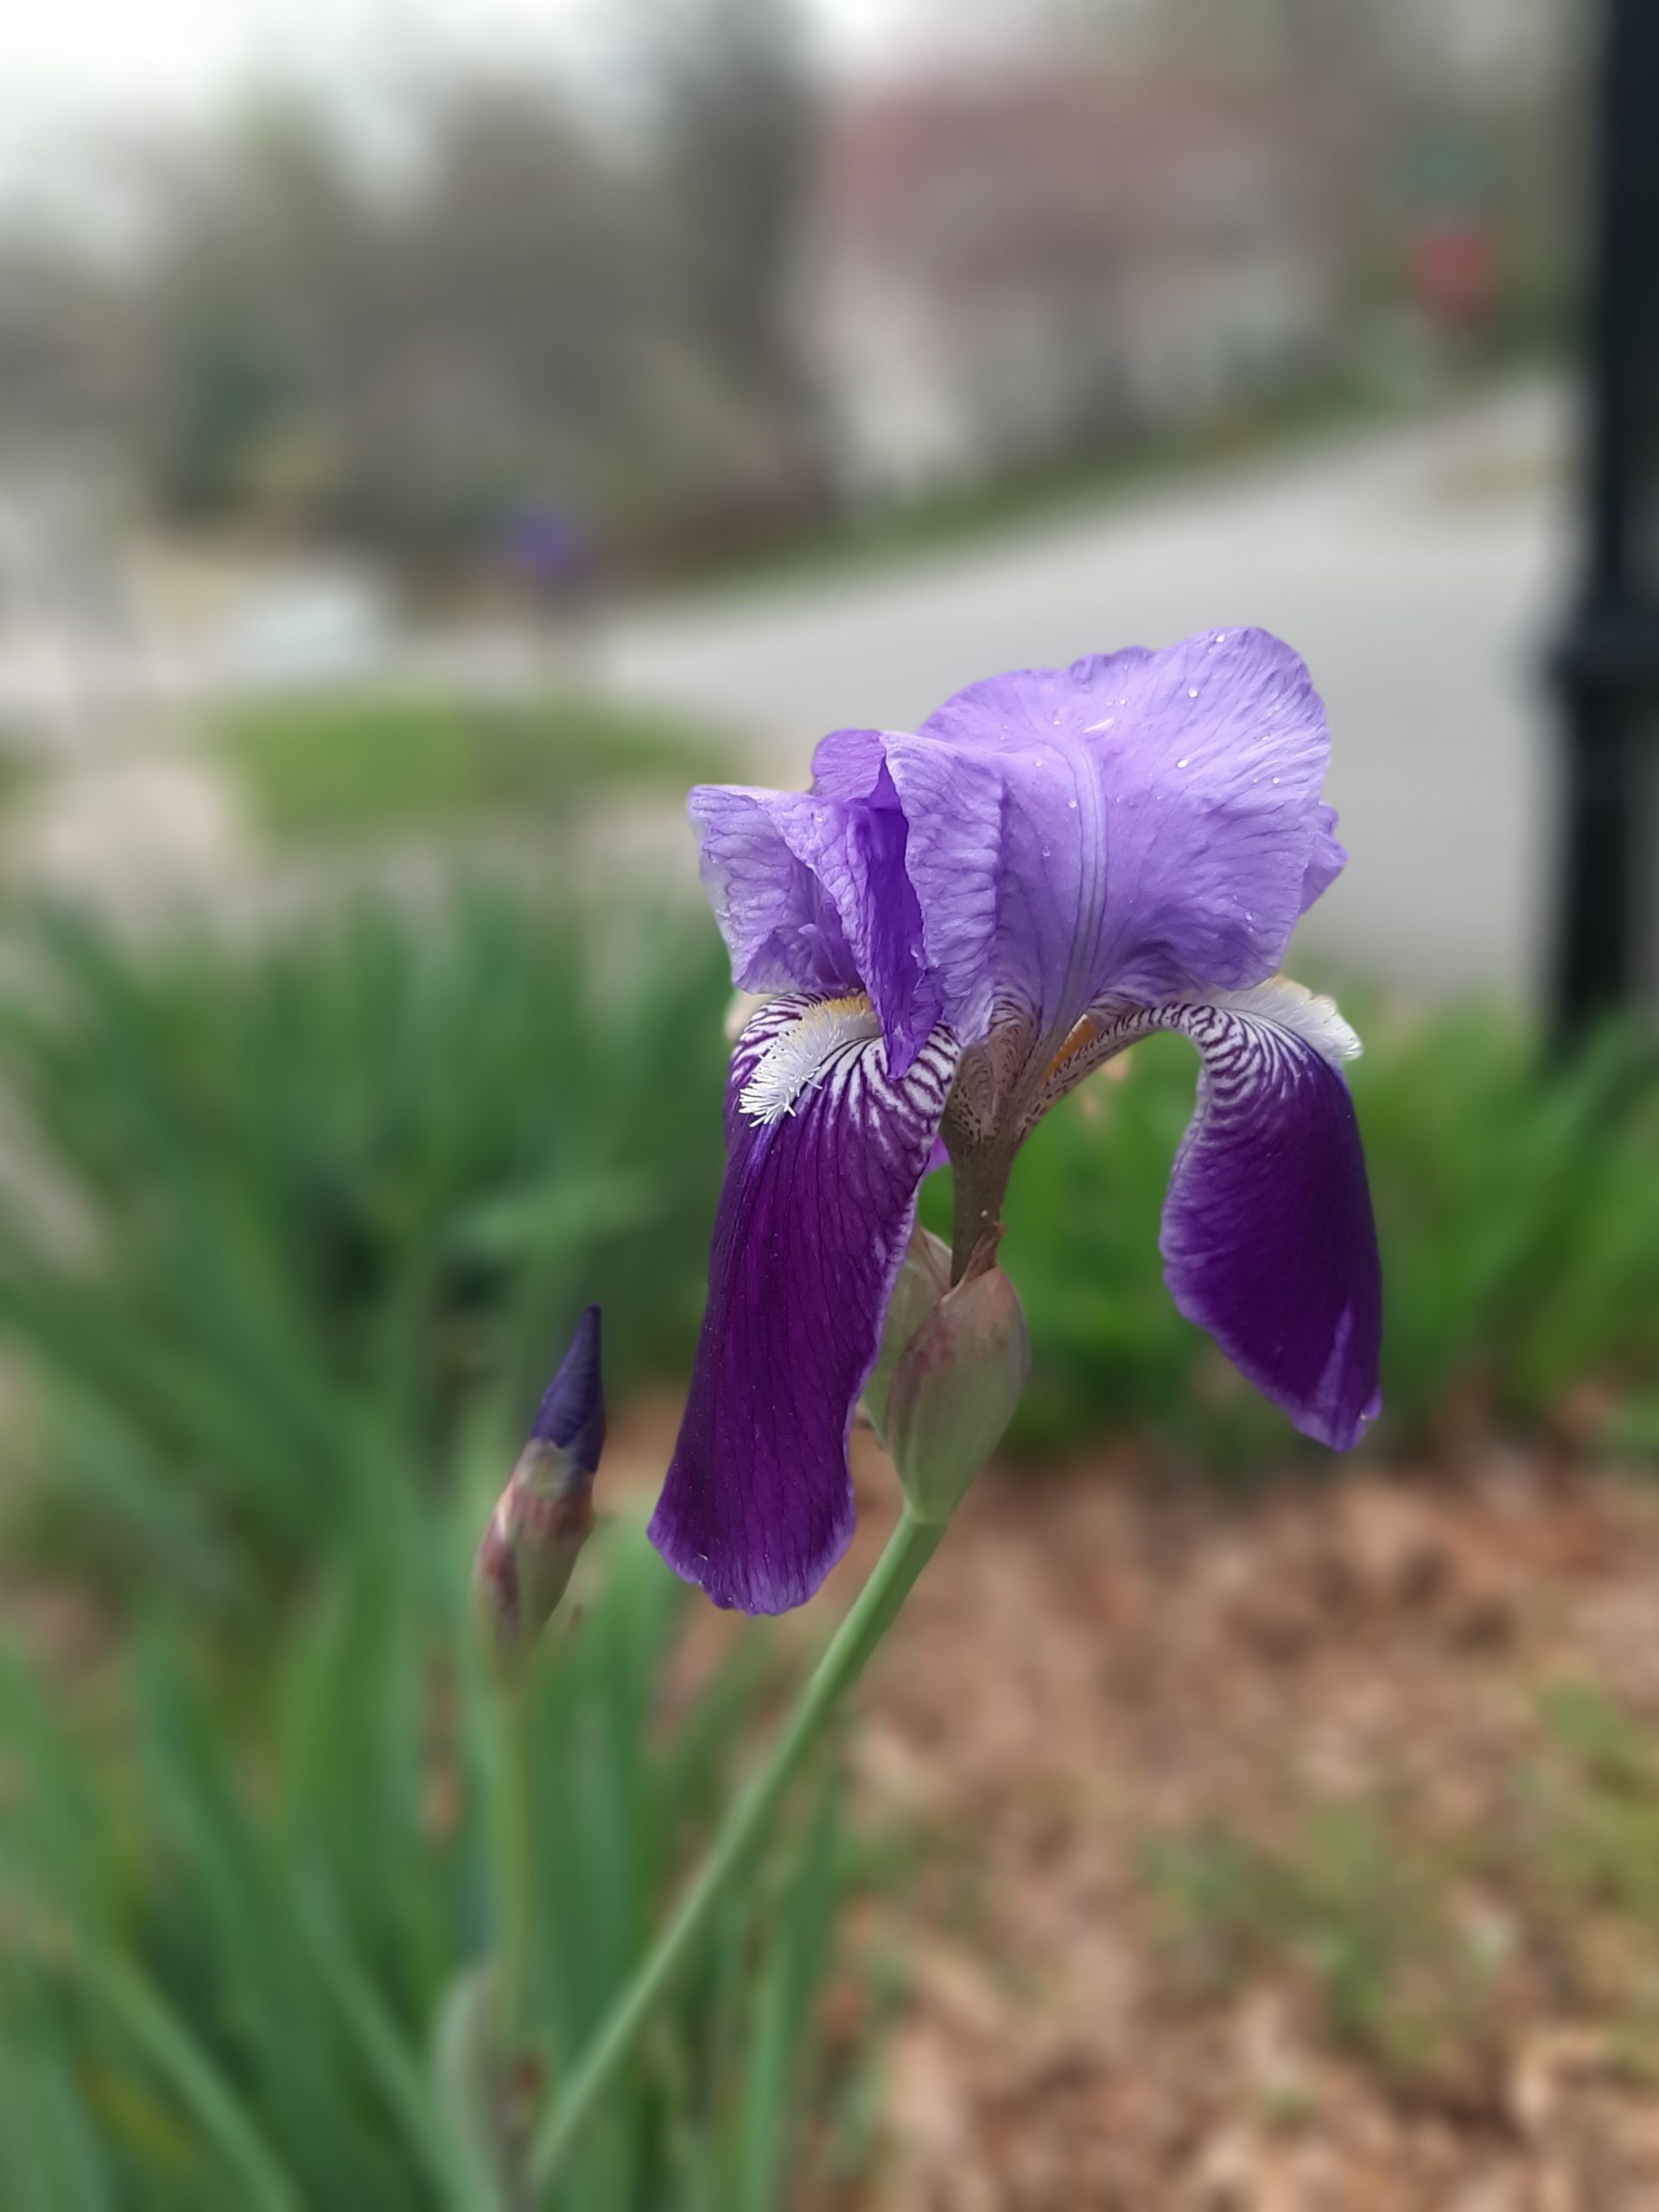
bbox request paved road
[607,385,1571,1001]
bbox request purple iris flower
[649,630,1382,1615]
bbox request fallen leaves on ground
[823,1440,1659,2211]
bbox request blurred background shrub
[0,893,728,1633]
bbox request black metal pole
[1553,0,1659,1032]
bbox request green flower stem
[495,1682,534,2052]
[530,1503,947,2191]
[492,1679,539,2212]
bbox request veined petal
[691,631,1341,1096]
[689,785,859,998]
[1086,978,1382,1450]
[690,779,940,1076]
[650,993,959,1613]
[1301,801,1346,912]
[886,629,1340,1054]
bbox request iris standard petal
[650,992,959,1613]
[892,628,1339,1052]
[1084,979,1382,1450]
[690,785,857,996]
[1300,801,1347,915]
[690,780,939,1075]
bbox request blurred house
[798,72,1349,499]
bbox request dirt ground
[773,1431,1659,2212]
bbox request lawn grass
[219,690,733,848]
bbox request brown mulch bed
[812,1436,1659,2212]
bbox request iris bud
[863,1222,951,1444]
[886,1240,1028,1524]
[474,1306,606,1669]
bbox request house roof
[810,67,1342,288]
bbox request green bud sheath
[887,1243,1029,1523]
[863,1222,951,1445]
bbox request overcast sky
[0,0,975,126]
[0,0,1054,212]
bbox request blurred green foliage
[0,893,729,1634]
[0,1513,861,2209]
[927,1009,1659,1467]
[219,691,734,848]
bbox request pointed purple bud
[531,1305,605,1471]
[475,1307,607,1669]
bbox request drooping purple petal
[650,994,959,1613]
[1089,980,1381,1449]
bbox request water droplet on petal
[1177,758,1189,769]
[1186,688,1198,699]
[1271,776,1281,786]
[1067,798,1077,809]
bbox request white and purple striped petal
[1084,980,1382,1450]
[650,995,958,1612]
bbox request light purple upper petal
[1300,801,1346,913]
[690,777,940,1076]
[898,628,1338,1051]
[690,785,858,999]
[650,994,958,1612]
[691,631,1341,1070]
